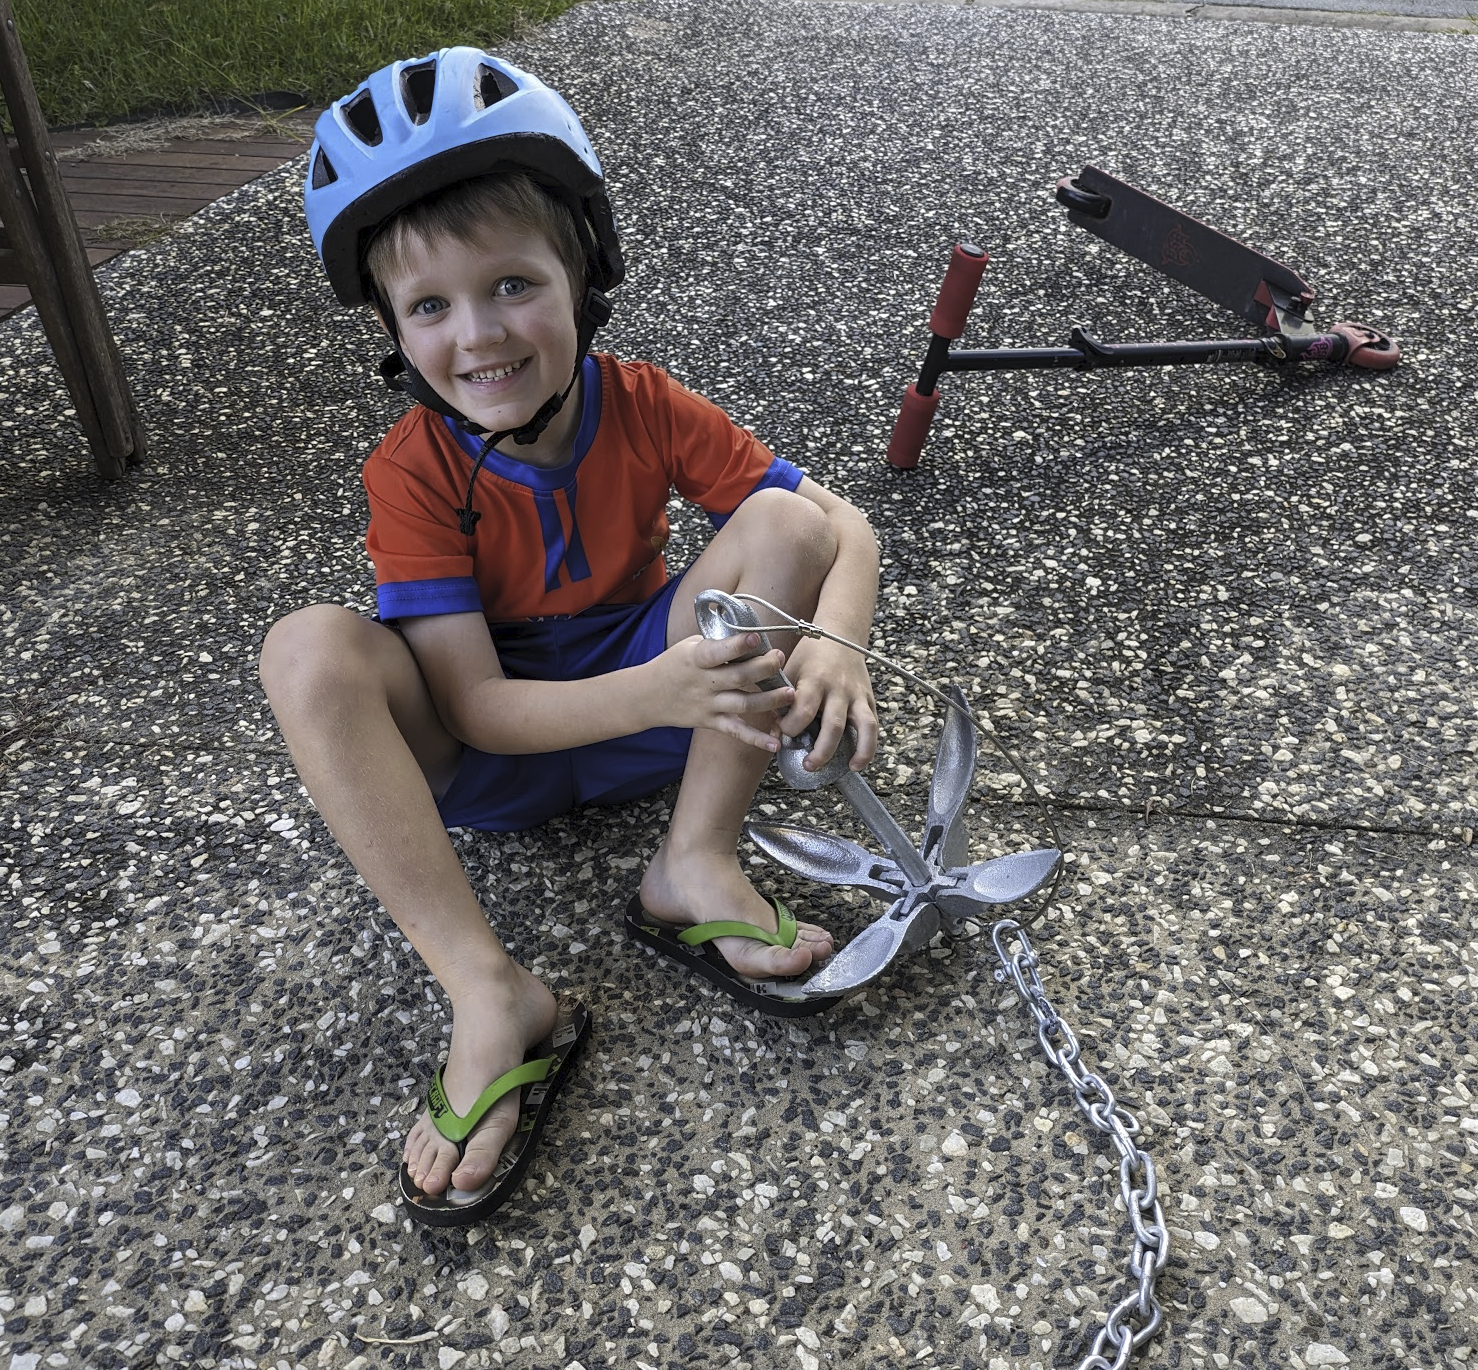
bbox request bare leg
[639,489,841,976]
[259,605,555,1195]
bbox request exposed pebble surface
[1,2,1474,1367]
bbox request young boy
[259,47,880,1226]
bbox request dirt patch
[57,109,316,162]
[81,214,181,248]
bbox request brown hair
[364,172,587,307]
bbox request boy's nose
[455,301,508,349]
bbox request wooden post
[0,0,146,479]
[0,124,118,466]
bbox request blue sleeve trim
[708,457,805,531]
[377,576,483,621]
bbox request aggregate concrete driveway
[1,2,1475,1368]
[960,0,1477,30]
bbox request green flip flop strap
[426,1056,556,1145]
[676,898,797,951]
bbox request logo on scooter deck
[1160,222,1200,269]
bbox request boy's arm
[399,611,793,755]
[780,477,882,771]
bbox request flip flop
[398,998,591,1227]
[623,893,844,1018]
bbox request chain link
[991,919,1170,1370]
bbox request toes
[408,1126,460,1196]
[404,1096,519,1197]
[450,1102,516,1190]
[403,1116,437,1181]
[419,1140,459,1196]
[721,930,829,978]
[403,1113,473,1196]
[404,1122,428,1175]
[794,922,834,960]
[770,944,815,976]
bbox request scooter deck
[1058,164,1314,331]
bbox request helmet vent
[400,61,437,124]
[475,64,518,110]
[310,148,338,189]
[343,90,383,146]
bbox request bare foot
[639,844,833,978]
[402,960,558,1197]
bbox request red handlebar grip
[886,384,941,469]
[928,243,989,340]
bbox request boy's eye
[409,296,446,318]
[496,277,530,298]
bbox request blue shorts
[435,573,692,832]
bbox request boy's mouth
[464,358,529,383]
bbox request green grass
[10,0,578,128]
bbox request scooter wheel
[1055,177,1110,219]
[1332,321,1401,371]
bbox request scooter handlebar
[885,384,940,470]
[929,242,990,340]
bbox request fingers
[723,715,786,753]
[676,633,881,768]
[781,683,879,772]
[691,631,787,681]
[846,700,879,769]
[689,633,795,712]
[712,682,794,721]
[791,693,847,771]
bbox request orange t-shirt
[364,354,803,623]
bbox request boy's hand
[654,632,799,751]
[779,635,879,773]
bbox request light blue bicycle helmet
[304,49,623,509]
[305,47,622,306]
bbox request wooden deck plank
[15,135,310,164]
[3,207,183,238]
[58,178,238,200]
[71,210,172,231]
[65,150,300,173]
[0,248,123,298]
[60,191,225,215]
[46,142,300,165]
[44,115,316,146]
[1,114,319,320]
[60,162,282,190]
[62,193,211,211]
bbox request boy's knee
[744,487,836,562]
[259,604,365,700]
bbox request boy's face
[377,215,580,455]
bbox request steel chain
[990,919,1170,1370]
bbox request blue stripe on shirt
[533,490,568,592]
[559,485,592,584]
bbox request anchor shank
[835,771,933,888]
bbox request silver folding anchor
[695,589,1061,1000]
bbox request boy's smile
[380,219,582,466]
